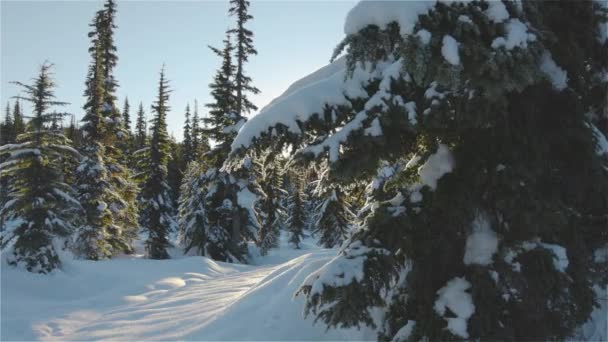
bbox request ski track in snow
[2,234,371,341]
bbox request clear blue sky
[1,0,355,140]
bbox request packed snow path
[1,235,370,341]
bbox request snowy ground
[1,233,374,341]
[2,233,605,341]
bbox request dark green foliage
[182,103,194,166]
[138,67,176,259]
[286,170,307,248]
[1,63,81,273]
[313,185,353,249]
[253,149,286,255]
[122,97,131,132]
[134,102,148,150]
[233,1,608,340]
[76,0,138,259]
[177,17,260,263]
[1,102,15,145]
[167,136,183,205]
[228,0,260,116]
[203,33,239,166]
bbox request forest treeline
[1,1,608,341]
[0,0,354,271]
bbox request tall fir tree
[253,149,286,255]
[0,63,81,273]
[122,97,131,132]
[182,103,194,166]
[167,135,183,206]
[177,30,258,263]
[312,185,353,249]
[134,102,147,150]
[177,161,209,256]
[12,100,25,139]
[231,1,608,340]
[204,33,239,165]
[138,66,177,259]
[228,0,260,116]
[75,0,138,258]
[285,170,307,249]
[191,99,209,160]
[1,102,15,145]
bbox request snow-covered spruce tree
[0,63,81,273]
[313,184,354,249]
[75,3,138,258]
[138,67,177,259]
[75,40,117,259]
[177,161,209,256]
[95,0,140,251]
[285,170,307,248]
[177,31,258,263]
[253,148,286,255]
[231,1,608,340]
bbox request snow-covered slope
[1,234,371,341]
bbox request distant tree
[286,170,307,248]
[253,149,286,255]
[138,67,176,259]
[228,0,260,116]
[1,63,81,273]
[182,103,194,165]
[191,100,201,159]
[122,97,131,132]
[12,100,25,139]
[167,135,183,206]
[1,102,15,145]
[134,102,148,150]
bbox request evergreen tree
[1,102,15,145]
[286,170,306,248]
[177,161,209,255]
[182,103,194,166]
[75,0,138,258]
[190,99,209,160]
[138,66,176,259]
[232,1,608,340]
[167,135,183,205]
[12,100,25,139]
[177,30,258,263]
[313,185,353,249]
[253,149,286,255]
[122,97,131,132]
[0,63,81,273]
[204,32,240,165]
[135,102,147,150]
[228,0,260,116]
